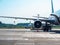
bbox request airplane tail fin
[51,0,54,13]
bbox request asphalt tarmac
[0,29,60,45]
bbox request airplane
[0,0,60,32]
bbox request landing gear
[43,22,52,32]
[43,26,51,32]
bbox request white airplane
[0,0,60,32]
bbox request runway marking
[0,29,60,41]
[47,33,58,40]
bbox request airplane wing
[0,16,54,23]
[0,16,36,20]
[0,16,48,20]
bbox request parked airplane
[0,0,60,32]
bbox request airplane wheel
[43,27,48,32]
[48,26,52,32]
[43,26,51,32]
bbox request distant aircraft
[0,0,60,32]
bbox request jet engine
[34,21,42,28]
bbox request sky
[0,0,60,24]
